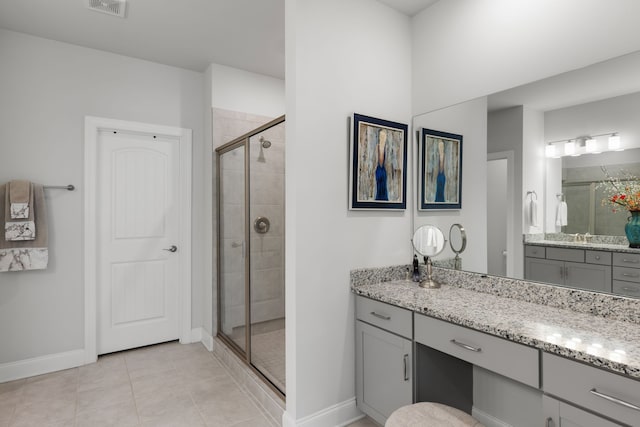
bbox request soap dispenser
[412,255,420,282]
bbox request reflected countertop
[524,239,640,254]
[351,267,640,380]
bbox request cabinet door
[525,258,564,285]
[565,261,612,293]
[543,395,623,427]
[356,320,412,426]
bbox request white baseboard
[0,349,85,383]
[282,398,362,427]
[201,328,214,351]
[190,327,202,343]
[190,327,214,352]
[472,407,513,427]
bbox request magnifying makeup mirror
[449,223,467,270]
[412,225,446,288]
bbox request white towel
[529,199,538,227]
[556,201,568,227]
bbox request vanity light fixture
[608,133,622,151]
[546,132,621,158]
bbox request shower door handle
[163,245,178,253]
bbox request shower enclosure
[216,116,286,397]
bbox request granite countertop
[525,239,640,254]
[352,278,640,380]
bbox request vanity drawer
[543,352,640,426]
[612,280,640,297]
[414,314,539,388]
[525,245,545,259]
[356,296,412,339]
[546,247,584,263]
[585,250,612,266]
[613,266,640,283]
[612,252,640,267]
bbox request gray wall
[0,29,205,363]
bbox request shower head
[259,136,272,149]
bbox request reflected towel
[556,201,568,227]
[9,180,30,219]
[4,182,36,241]
[529,199,538,227]
[0,183,48,271]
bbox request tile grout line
[208,348,280,427]
[123,353,142,427]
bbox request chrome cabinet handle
[589,388,640,411]
[450,339,482,352]
[622,258,640,264]
[163,245,177,253]
[622,286,640,293]
[622,273,640,277]
[595,255,601,260]
[403,354,409,381]
[370,312,391,320]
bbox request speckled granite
[351,266,640,380]
[524,233,634,251]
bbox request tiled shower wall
[212,108,285,334]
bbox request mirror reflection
[412,225,446,289]
[449,224,466,270]
[412,224,446,258]
[413,50,640,297]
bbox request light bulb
[545,144,556,158]
[608,134,622,151]
[564,141,575,156]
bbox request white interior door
[97,130,181,355]
[487,158,508,276]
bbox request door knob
[163,245,178,253]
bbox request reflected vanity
[412,49,640,299]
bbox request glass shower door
[218,143,247,352]
[249,122,286,394]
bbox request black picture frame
[419,128,463,210]
[350,113,408,210]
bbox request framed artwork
[350,113,408,210]
[419,128,463,210]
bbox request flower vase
[626,210,640,248]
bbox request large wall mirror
[412,49,640,297]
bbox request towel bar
[43,185,75,191]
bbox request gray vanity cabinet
[612,252,640,297]
[524,246,612,293]
[542,396,623,427]
[355,296,412,426]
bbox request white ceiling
[378,0,440,16]
[0,0,286,77]
[488,51,640,113]
[0,0,438,79]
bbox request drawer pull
[595,255,601,260]
[370,311,391,320]
[622,286,640,293]
[622,258,640,264]
[622,273,640,278]
[403,354,409,381]
[450,339,482,352]
[589,388,640,411]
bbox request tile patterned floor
[0,341,380,427]
[0,342,277,427]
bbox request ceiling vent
[85,0,127,18]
